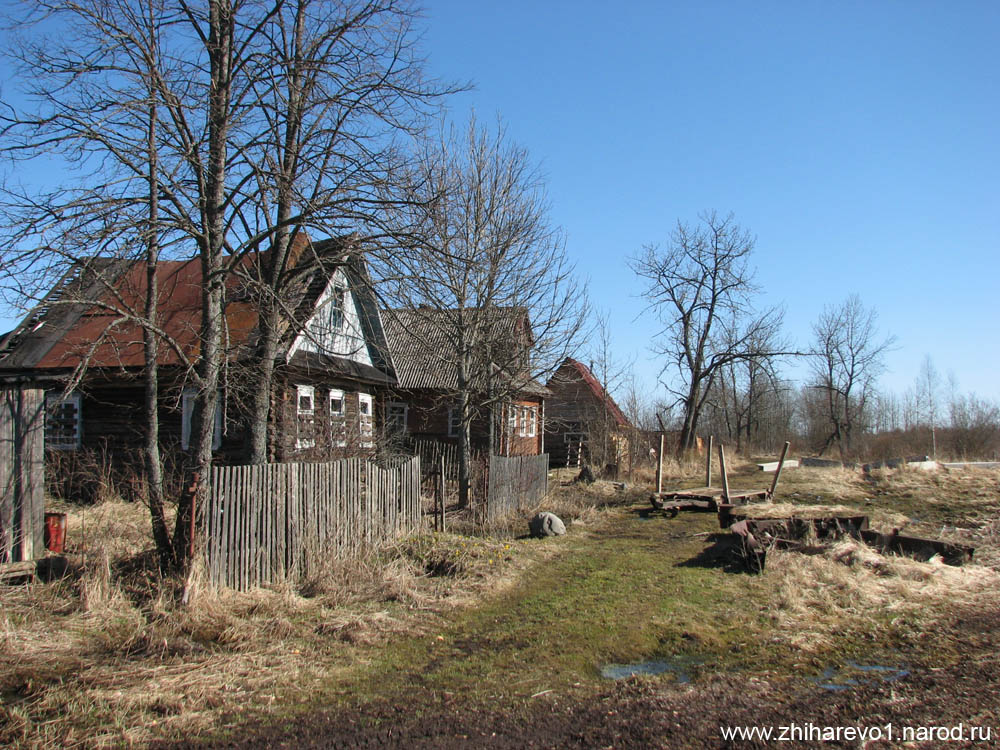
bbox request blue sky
[417,0,1000,402]
[1,1,997,405]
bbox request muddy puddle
[812,662,910,691]
[600,654,705,682]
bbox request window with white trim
[45,392,82,450]
[526,406,537,437]
[386,401,408,437]
[448,406,461,438]
[358,392,374,447]
[181,388,223,451]
[506,404,517,437]
[329,388,346,447]
[295,384,315,450]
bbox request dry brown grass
[5,464,998,747]
[0,493,548,749]
[760,540,1000,656]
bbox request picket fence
[203,456,421,590]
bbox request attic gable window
[296,385,316,450]
[311,286,345,341]
[181,389,223,451]
[45,392,81,450]
[327,287,346,332]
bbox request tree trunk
[143,77,172,570]
[173,0,233,571]
[677,382,701,456]
[457,353,472,509]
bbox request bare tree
[701,315,792,455]
[809,294,895,460]
[914,354,941,458]
[584,310,634,469]
[630,211,785,455]
[1,0,452,569]
[375,116,587,506]
[231,0,456,464]
[948,392,1000,459]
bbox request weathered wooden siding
[273,381,380,463]
[203,456,421,590]
[485,453,549,523]
[0,386,45,562]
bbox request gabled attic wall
[288,266,373,368]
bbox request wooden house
[0,239,397,492]
[544,358,633,470]
[381,307,549,457]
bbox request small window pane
[45,392,81,450]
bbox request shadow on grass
[674,533,747,574]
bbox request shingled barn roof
[383,307,549,396]
[547,358,631,428]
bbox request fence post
[438,455,446,533]
[656,433,665,495]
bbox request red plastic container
[44,512,67,553]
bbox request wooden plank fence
[203,456,421,590]
[0,386,45,563]
[485,454,549,522]
[408,437,487,506]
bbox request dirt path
[168,499,1000,749]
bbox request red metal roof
[32,258,259,369]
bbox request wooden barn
[544,358,633,470]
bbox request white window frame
[518,406,529,438]
[182,388,223,451]
[295,384,316,450]
[506,404,517,437]
[45,392,82,451]
[527,406,537,438]
[387,401,408,436]
[358,392,374,447]
[329,388,347,447]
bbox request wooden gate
[0,386,45,562]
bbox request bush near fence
[203,456,421,591]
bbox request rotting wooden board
[654,486,769,501]
[651,487,771,517]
